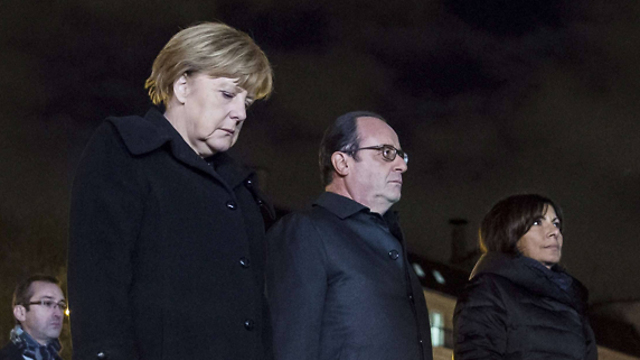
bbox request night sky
[1,0,639,330]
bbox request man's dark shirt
[266,192,433,360]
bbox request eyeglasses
[24,300,67,311]
[349,145,408,164]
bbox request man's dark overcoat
[68,108,273,360]
[266,192,432,360]
[0,342,23,360]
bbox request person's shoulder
[75,110,171,176]
[463,272,520,301]
[105,111,153,137]
[104,108,171,155]
[0,341,22,360]
[470,272,513,288]
[83,113,147,151]
[268,207,317,232]
[454,272,517,317]
[267,201,340,244]
[77,118,138,165]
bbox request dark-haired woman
[453,194,597,360]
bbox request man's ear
[172,74,189,104]
[331,152,350,177]
[13,305,26,322]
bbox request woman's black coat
[453,252,597,360]
[68,108,273,360]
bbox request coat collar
[314,192,400,222]
[470,252,589,312]
[107,107,254,190]
[313,192,403,240]
[313,192,368,219]
[107,107,172,155]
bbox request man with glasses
[266,111,433,360]
[1,275,65,360]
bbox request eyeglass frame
[23,299,67,311]
[344,144,409,164]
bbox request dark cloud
[252,7,332,52]
[444,0,567,36]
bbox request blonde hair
[145,22,273,106]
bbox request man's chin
[46,327,63,338]
[386,193,402,204]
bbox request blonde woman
[69,22,274,360]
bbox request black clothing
[68,108,273,360]
[266,192,432,360]
[453,252,597,360]
[0,342,22,360]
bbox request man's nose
[52,307,64,318]
[394,156,408,173]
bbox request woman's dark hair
[318,111,385,187]
[479,194,563,254]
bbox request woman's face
[516,205,563,268]
[171,74,254,157]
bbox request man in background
[0,275,65,360]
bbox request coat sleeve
[266,214,328,360]
[583,316,598,360]
[453,275,509,360]
[68,122,145,360]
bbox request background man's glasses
[24,300,67,311]
[349,145,409,164]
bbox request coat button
[97,352,107,359]
[388,250,399,260]
[245,179,253,187]
[408,294,414,301]
[226,201,237,210]
[244,319,255,331]
[239,257,251,268]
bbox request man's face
[346,117,408,213]
[14,281,65,345]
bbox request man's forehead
[356,116,400,145]
[29,281,64,299]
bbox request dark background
[1,0,639,352]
